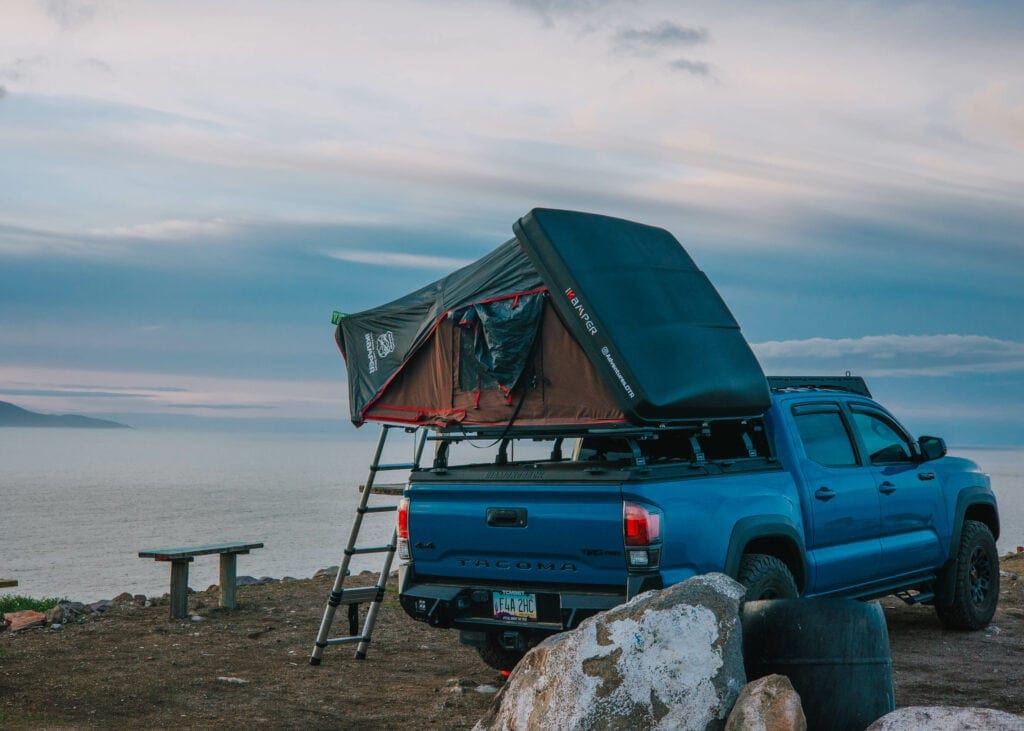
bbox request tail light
[397,497,411,560]
[623,501,662,570]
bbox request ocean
[1,428,1022,603]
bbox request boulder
[44,605,64,625]
[5,609,46,632]
[113,592,135,604]
[867,706,1024,730]
[476,573,746,731]
[725,674,806,731]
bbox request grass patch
[0,595,62,614]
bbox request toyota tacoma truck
[395,376,1000,670]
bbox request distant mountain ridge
[0,401,131,429]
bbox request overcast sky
[1,0,1022,443]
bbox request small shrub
[0,595,62,614]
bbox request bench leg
[169,559,192,619]
[219,553,238,609]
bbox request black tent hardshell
[335,209,769,431]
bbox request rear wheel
[474,636,526,672]
[738,553,799,600]
[935,520,999,630]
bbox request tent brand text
[564,287,598,335]
[457,559,579,572]
[364,333,378,374]
[601,346,636,398]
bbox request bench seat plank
[0,579,18,589]
[139,541,264,561]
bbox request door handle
[918,472,935,481]
[878,481,897,495]
[814,486,836,501]
[486,507,527,527]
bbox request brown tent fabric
[362,300,624,429]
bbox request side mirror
[918,435,947,462]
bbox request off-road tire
[737,553,799,600]
[935,520,999,630]
[474,637,526,672]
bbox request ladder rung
[361,505,397,514]
[325,635,368,646]
[345,545,393,556]
[358,483,405,495]
[372,462,415,471]
[338,586,381,604]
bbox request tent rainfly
[335,209,770,431]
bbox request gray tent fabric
[336,209,769,429]
[336,239,544,424]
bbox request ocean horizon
[2,427,1021,604]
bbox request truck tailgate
[406,480,626,588]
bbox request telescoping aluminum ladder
[310,424,427,665]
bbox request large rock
[477,573,746,731]
[725,674,806,731]
[5,609,46,632]
[867,706,1024,730]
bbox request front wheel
[737,553,799,600]
[935,520,999,630]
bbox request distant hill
[0,401,131,429]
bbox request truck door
[791,403,882,593]
[848,405,945,577]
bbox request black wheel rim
[968,546,993,605]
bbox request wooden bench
[139,542,263,619]
[0,579,17,589]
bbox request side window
[793,411,858,467]
[851,411,914,464]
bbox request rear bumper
[398,564,661,634]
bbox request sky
[1,0,1022,444]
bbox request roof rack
[418,414,766,443]
[767,375,871,398]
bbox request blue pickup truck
[396,378,1000,670]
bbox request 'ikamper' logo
[564,287,598,335]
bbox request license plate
[492,591,537,622]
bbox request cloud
[89,218,234,241]
[163,403,269,410]
[45,0,97,30]
[510,0,613,26]
[668,58,711,76]
[324,249,474,270]
[752,334,1024,377]
[0,388,153,399]
[614,21,708,53]
[0,85,6,99]
[0,365,345,419]
[965,82,1024,153]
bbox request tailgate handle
[486,507,527,528]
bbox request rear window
[793,411,857,467]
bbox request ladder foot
[309,656,322,666]
[355,650,367,660]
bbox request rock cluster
[474,576,1022,731]
[477,573,746,731]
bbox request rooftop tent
[335,209,770,430]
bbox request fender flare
[724,516,807,591]
[935,487,1000,607]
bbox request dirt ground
[2,555,1023,729]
